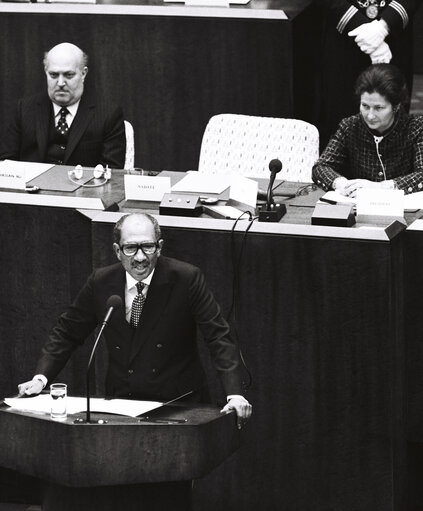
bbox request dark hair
[113,213,162,245]
[354,64,409,108]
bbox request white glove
[370,41,392,64]
[348,20,388,54]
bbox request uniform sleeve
[381,0,421,31]
[189,267,243,396]
[315,0,370,34]
[35,272,99,383]
[312,120,351,191]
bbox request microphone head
[106,295,123,310]
[269,159,282,174]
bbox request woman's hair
[354,64,409,108]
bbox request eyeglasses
[120,242,159,256]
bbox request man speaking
[0,42,126,168]
[18,213,252,429]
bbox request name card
[124,175,171,202]
[0,167,26,190]
[356,188,404,217]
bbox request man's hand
[348,20,388,54]
[221,396,252,429]
[369,42,392,64]
[18,379,44,397]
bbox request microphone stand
[84,308,114,424]
[259,167,286,222]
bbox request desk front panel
[90,215,406,511]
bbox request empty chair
[198,114,319,182]
[124,120,135,170]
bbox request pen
[320,197,337,205]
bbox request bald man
[0,42,126,168]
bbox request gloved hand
[370,41,392,63]
[348,20,389,54]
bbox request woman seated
[312,64,423,197]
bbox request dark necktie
[56,107,69,136]
[130,282,146,329]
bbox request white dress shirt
[53,100,80,128]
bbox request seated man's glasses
[120,242,159,256]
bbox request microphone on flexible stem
[84,295,122,424]
[259,158,287,222]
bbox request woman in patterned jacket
[312,63,423,197]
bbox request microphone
[266,158,282,210]
[85,295,122,424]
[258,159,287,222]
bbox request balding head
[44,43,88,106]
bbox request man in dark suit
[18,213,252,428]
[0,42,126,168]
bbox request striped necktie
[130,281,146,328]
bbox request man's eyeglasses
[120,242,159,256]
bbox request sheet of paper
[4,395,163,418]
[206,205,247,219]
[320,190,356,205]
[229,175,258,209]
[404,191,423,210]
[171,173,230,194]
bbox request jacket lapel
[128,259,173,364]
[35,96,51,161]
[102,265,132,335]
[65,95,95,163]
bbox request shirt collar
[126,269,155,291]
[52,100,80,119]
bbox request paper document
[171,173,231,194]
[4,395,163,418]
[320,190,356,205]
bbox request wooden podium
[0,402,240,510]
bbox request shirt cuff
[33,374,48,388]
[227,395,248,403]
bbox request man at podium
[0,42,126,169]
[18,213,252,428]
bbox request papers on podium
[5,395,163,418]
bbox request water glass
[50,383,67,421]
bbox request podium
[0,402,240,510]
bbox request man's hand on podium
[18,378,45,397]
[221,396,252,429]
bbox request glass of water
[50,383,67,421]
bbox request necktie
[56,107,69,136]
[130,282,146,329]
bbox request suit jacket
[0,91,126,169]
[36,257,244,401]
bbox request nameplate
[356,188,404,217]
[124,175,171,202]
[0,160,53,190]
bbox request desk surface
[0,0,310,19]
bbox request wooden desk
[0,184,411,510]
[0,0,311,171]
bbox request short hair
[113,213,162,245]
[43,43,89,71]
[354,64,409,108]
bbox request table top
[0,0,311,20]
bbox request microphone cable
[226,210,256,390]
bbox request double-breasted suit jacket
[36,257,243,402]
[0,92,126,169]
